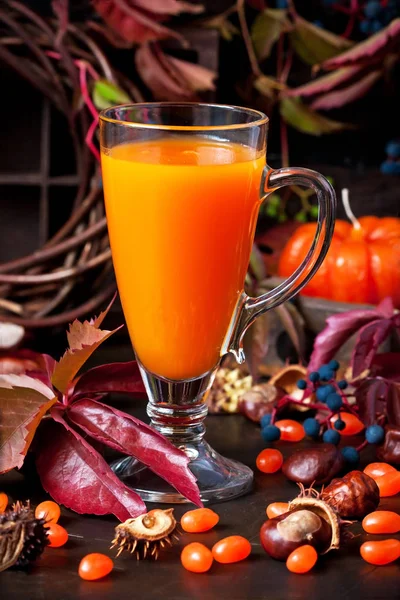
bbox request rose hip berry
[364,463,397,481]
[181,543,213,573]
[181,508,219,533]
[0,492,8,513]
[266,502,289,519]
[256,449,284,474]
[360,539,400,565]
[362,511,400,534]
[212,536,251,564]
[275,420,305,442]
[286,545,318,574]
[79,553,114,581]
[375,471,400,497]
[46,523,68,548]
[35,500,61,524]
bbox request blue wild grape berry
[313,20,324,28]
[303,418,320,438]
[316,384,335,403]
[326,393,343,412]
[261,425,281,442]
[341,446,360,464]
[334,418,346,431]
[276,0,288,8]
[322,429,341,445]
[328,360,340,371]
[385,140,400,158]
[260,414,272,428]
[309,371,320,383]
[380,160,400,175]
[338,379,348,390]
[370,19,383,33]
[365,424,385,444]
[297,379,307,390]
[360,19,372,35]
[364,0,382,18]
[318,365,335,381]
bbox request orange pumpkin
[278,217,400,307]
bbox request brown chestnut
[377,426,400,465]
[282,444,344,485]
[322,470,380,519]
[260,508,332,561]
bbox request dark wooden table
[2,407,400,600]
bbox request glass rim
[99,102,269,131]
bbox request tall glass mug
[99,103,336,503]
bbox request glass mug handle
[228,165,336,363]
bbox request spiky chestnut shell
[111,509,178,560]
[0,502,49,572]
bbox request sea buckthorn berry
[35,500,61,524]
[212,536,251,564]
[337,380,348,390]
[46,523,68,548]
[330,413,364,436]
[260,414,272,428]
[322,429,340,445]
[309,372,320,383]
[181,543,213,573]
[0,492,8,513]
[261,425,281,442]
[341,446,360,465]
[326,393,343,412]
[297,379,307,390]
[375,471,400,497]
[303,418,320,438]
[181,508,219,533]
[364,462,397,480]
[360,539,400,565]
[78,553,114,581]
[256,449,284,474]
[365,425,385,445]
[275,420,305,442]
[266,502,289,519]
[286,545,318,574]
[328,360,340,371]
[362,511,400,534]
[334,419,345,431]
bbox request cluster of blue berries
[260,358,386,465]
[360,0,399,35]
[381,140,400,175]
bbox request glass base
[111,439,253,504]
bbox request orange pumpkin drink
[101,137,265,380]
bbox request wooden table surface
[2,405,399,600]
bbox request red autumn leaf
[0,375,56,474]
[36,411,146,521]
[285,66,362,98]
[386,382,400,427]
[355,377,388,427]
[67,397,201,506]
[371,353,400,382]
[51,302,122,394]
[135,42,215,101]
[322,18,400,70]
[73,361,146,398]
[308,311,382,373]
[311,71,382,111]
[92,0,203,44]
[351,318,394,379]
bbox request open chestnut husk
[321,471,380,519]
[260,508,333,561]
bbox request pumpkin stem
[342,188,361,230]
